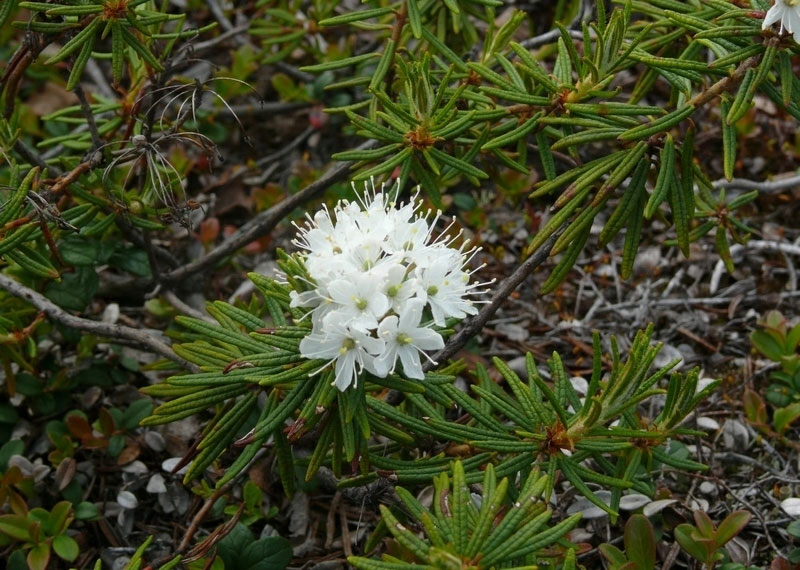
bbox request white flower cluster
[763,0,800,43]
[289,182,488,391]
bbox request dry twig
[0,273,199,372]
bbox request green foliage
[349,460,581,569]
[599,514,657,570]
[216,523,292,570]
[144,265,716,532]
[14,0,209,88]
[0,500,79,570]
[1,1,776,567]
[277,0,800,288]
[44,398,154,460]
[674,510,752,569]
[749,310,800,433]
[784,520,800,567]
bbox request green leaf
[118,24,164,71]
[46,501,73,536]
[6,245,59,279]
[121,399,154,430]
[6,550,26,570]
[0,440,24,470]
[27,543,51,570]
[774,402,800,433]
[45,17,103,64]
[674,523,714,564]
[428,147,488,179]
[0,514,32,541]
[751,330,784,362]
[59,235,110,266]
[598,543,627,567]
[0,0,18,29]
[53,535,79,562]
[66,36,96,91]
[599,158,650,247]
[482,115,540,150]
[353,147,412,180]
[239,535,293,570]
[74,501,99,520]
[318,6,393,26]
[109,247,151,277]
[716,510,751,546]
[720,95,736,181]
[0,167,37,227]
[780,50,793,105]
[618,105,695,141]
[299,52,380,73]
[715,226,734,273]
[559,456,617,516]
[625,514,655,570]
[380,504,431,559]
[667,175,691,257]
[620,183,646,279]
[726,67,756,125]
[542,224,590,294]
[368,40,396,90]
[111,20,125,83]
[44,266,99,311]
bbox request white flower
[413,263,480,326]
[374,299,444,379]
[326,273,390,332]
[763,0,800,43]
[298,319,384,390]
[288,179,491,391]
[382,264,415,314]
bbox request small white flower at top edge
[763,0,800,43]
[288,179,492,390]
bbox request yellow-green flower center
[339,338,355,355]
[397,333,413,345]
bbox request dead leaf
[55,457,76,491]
[117,442,141,466]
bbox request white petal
[334,353,356,390]
[372,350,395,377]
[399,298,424,329]
[788,6,800,34]
[411,328,444,351]
[357,332,386,356]
[763,4,785,29]
[398,348,424,379]
[299,334,340,359]
[378,315,399,338]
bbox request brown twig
[74,85,103,152]
[2,50,34,119]
[687,42,772,109]
[428,231,561,367]
[48,161,92,194]
[175,448,268,555]
[160,139,378,285]
[0,273,200,372]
